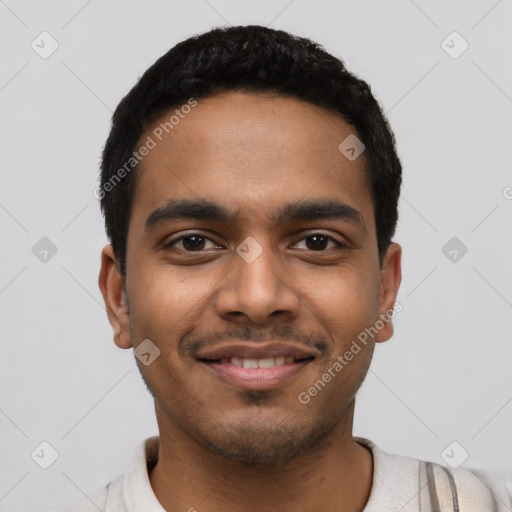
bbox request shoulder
[355,437,511,511]
[412,454,511,511]
[431,463,511,511]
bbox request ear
[98,245,133,349]
[375,242,402,343]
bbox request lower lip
[199,360,313,390]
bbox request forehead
[130,90,374,232]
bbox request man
[67,25,510,511]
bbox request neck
[148,400,373,512]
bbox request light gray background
[1,1,511,510]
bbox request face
[99,90,401,464]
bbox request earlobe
[376,243,402,343]
[98,245,133,349]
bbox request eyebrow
[144,198,366,233]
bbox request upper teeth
[219,356,295,368]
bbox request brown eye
[180,235,206,251]
[295,233,346,251]
[305,234,329,250]
[164,234,218,252]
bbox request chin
[193,414,336,466]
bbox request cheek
[306,263,380,335]
[300,266,380,393]
[128,265,219,342]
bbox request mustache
[179,325,328,357]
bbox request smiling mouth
[199,355,314,368]
[197,355,315,390]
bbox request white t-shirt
[57,436,512,512]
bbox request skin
[99,90,401,512]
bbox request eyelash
[163,232,348,253]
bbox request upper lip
[195,342,318,361]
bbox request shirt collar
[106,435,417,512]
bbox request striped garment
[55,436,512,511]
[418,459,508,511]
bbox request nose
[214,238,301,325]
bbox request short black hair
[99,24,402,279]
